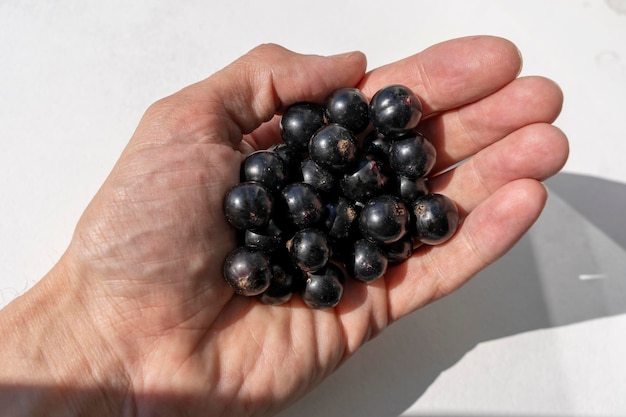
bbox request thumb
[133,44,367,149]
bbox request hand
[0,36,568,416]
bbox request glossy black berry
[412,193,459,245]
[347,239,388,283]
[280,103,326,152]
[361,130,391,162]
[287,228,331,272]
[324,197,359,240]
[301,262,345,309]
[369,84,423,135]
[324,87,370,133]
[340,157,389,203]
[267,143,301,181]
[359,194,410,244]
[241,150,287,192]
[388,131,437,179]
[396,175,429,205]
[280,182,326,229]
[300,158,336,193]
[244,220,283,253]
[384,233,414,264]
[223,182,273,230]
[309,123,358,173]
[258,262,298,305]
[223,247,272,296]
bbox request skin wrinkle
[454,102,485,155]
[469,150,495,201]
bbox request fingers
[424,76,564,173]
[430,122,569,215]
[385,178,548,321]
[358,35,523,115]
[134,44,367,148]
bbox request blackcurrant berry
[361,129,391,162]
[241,150,287,192]
[287,228,331,272]
[369,84,423,135]
[223,182,273,230]
[412,193,459,245]
[359,194,410,244]
[396,175,429,205]
[309,123,358,173]
[384,233,414,264]
[280,102,326,152]
[223,247,272,296]
[267,143,301,182]
[301,262,345,309]
[346,239,388,283]
[300,158,336,193]
[340,157,389,204]
[258,261,298,305]
[280,182,326,229]
[244,219,283,253]
[324,87,370,133]
[324,197,359,240]
[388,131,437,179]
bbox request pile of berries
[222,85,459,309]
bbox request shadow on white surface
[277,172,626,417]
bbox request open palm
[57,37,568,416]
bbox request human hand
[0,36,568,416]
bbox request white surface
[1,1,626,416]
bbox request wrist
[0,254,134,416]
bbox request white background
[1,1,626,416]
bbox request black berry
[280,182,326,229]
[287,228,331,272]
[340,157,390,204]
[300,158,336,193]
[412,193,459,245]
[324,87,370,133]
[309,123,358,173]
[388,131,437,179]
[301,262,345,309]
[223,182,273,230]
[258,261,298,305]
[223,247,272,296]
[359,195,410,244]
[241,150,287,192]
[280,103,326,152]
[346,239,388,283]
[369,84,423,135]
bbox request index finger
[358,35,523,116]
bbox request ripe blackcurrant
[359,194,410,244]
[223,247,272,296]
[287,228,331,272]
[388,131,437,179]
[280,102,326,152]
[301,262,345,309]
[324,87,370,134]
[412,193,459,245]
[369,84,423,135]
[346,239,388,283]
[223,181,273,230]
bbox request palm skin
[3,36,568,416]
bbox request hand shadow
[277,172,626,417]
